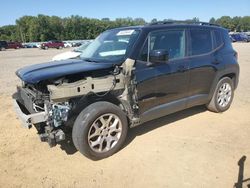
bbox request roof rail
[148,21,221,27]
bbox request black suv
[0,40,8,51]
[13,21,239,160]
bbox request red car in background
[41,40,64,49]
[7,42,23,49]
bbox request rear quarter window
[213,30,223,49]
[190,29,212,56]
[223,31,234,50]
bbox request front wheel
[72,101,128,160]
[207,77,234,112]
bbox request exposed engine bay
[13,59,139,147]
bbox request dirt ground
[0,44,249,188]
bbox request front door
[134,29,189,120]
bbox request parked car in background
[0,41,8,51]
[35,43,42,48]
[72,42,83,47]
[229,35,236,42]
[7,42,23,49]
[246,33,250,40]
[231,33,249,42]
[63,42,72,48]
[22,43,38,48]
[41,40,64,49]
[52,42,91,61]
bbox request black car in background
[0,41,8,51]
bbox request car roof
[111,21,226,32]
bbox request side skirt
[139,94,209,125]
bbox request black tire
[72,101,128,160]
[207,77,234,113]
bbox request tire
[72,101,128,160]
[207,77,234,113]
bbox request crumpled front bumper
[12,99,47,129]
[12,90,66,147]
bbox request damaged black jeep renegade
[13,21,239,160]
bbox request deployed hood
[16,59,114,84]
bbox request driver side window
[140,30,185,61]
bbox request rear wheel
[207,77,234,112]
[72,102,128,160]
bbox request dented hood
[16,59,114,84]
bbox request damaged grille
[15,85,49,113]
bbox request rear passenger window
[213,30,223,48]
[190,29,212,55]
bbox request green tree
[216,16,234,31]
[151,18,158,23]
[239,16,250,31]
[209,17,216,24]
[0,25,19,41]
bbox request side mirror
[149,49,169,64]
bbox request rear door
[186,28,221,106]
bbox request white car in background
[52,42,91,61]
[36,43,42,48]
[63,42,72,48]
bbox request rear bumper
[13,99,47,128]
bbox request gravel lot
[0,44,249,188]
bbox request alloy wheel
[217,83,232,108]
[88,113,122,153]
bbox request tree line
[0,15,146,42]
[0,15,249,42]
[209,16,250,32]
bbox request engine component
[40,127,65,147]
[50,103,71,127]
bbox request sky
[0,0,249,26]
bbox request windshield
[80,29,140,63]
